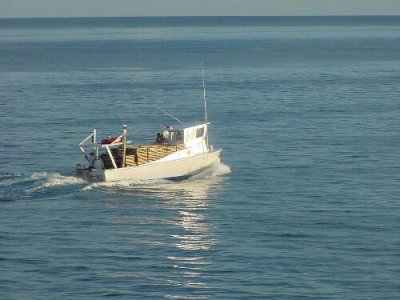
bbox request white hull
[77,149,221,182]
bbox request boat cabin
[161,123,208,148]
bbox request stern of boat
[75,163,105,182]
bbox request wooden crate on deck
[134,144,185,165]
[125,155,137,167]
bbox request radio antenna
[155,106,183,124]
[201,63,210,149]
[202,63,208,125]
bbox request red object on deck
[101,136,119,144]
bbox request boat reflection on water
[160,177,223,294]
[131,175,225,295]
[98,164,229,297]
[164,181,218,251]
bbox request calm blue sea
[1,16,400,299]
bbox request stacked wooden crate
[117,146,136,167]
[125,155,137,167]
[101,144,185,168]
[136,144,185,166]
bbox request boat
[76,122,221,182]
[75,68,222,182]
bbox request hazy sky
[1,0,400,18]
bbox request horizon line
[1,14,400,20]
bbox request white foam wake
[210,162,232,176]
[27,172,86,192]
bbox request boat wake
[26,172,86,192]
[0,172,86,201]
[191,161,231,179]
[0,162,230,200]
[83,162,231,191]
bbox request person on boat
[155,133,164,144]
[85,151,96,170]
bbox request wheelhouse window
[164,130,184,144]
[196,127,205,138]
[176,130,184,143]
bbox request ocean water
[1,16,400,299]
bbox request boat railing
[79,131,95,153]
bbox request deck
[100,143,185,169]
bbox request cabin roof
[166,122,209,131]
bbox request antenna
[202,63,208,125]
[202,63,209,149]
[155,106,183,124]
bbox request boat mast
[202,63,208,125]
[122,125,127,168]
[93,129,98,159]
[202,63,209,148]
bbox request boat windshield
[163,129,184,144]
